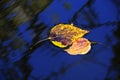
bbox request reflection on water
[0,0,120,80]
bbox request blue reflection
[0,0,120,80]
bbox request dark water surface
[0,0,120,80]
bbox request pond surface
[0,0,120,80]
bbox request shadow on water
[0,0,52,80]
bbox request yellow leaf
[49,23,89,48]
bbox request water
[0,0,120,80]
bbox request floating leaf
[32,23,91,55]
[49,23,89,48]
[64,38,91,55]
